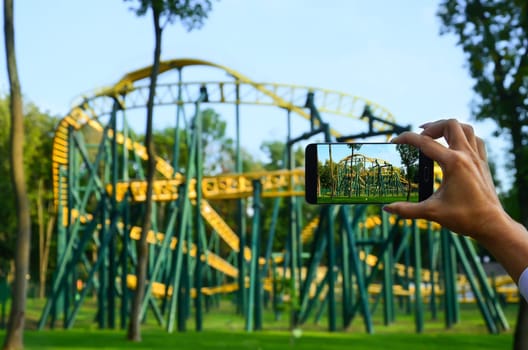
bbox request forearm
[475,211,528,284]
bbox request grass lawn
[0,297,519,349]
[317,194,418,204]
[6,329,512,350]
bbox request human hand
[383,119,507,239]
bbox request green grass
[1,329,512,350]
[317,194,418,204]
[0,298,519,349]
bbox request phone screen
[305,143,433,204]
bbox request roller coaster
[318,150,415,202]
[39,58,511,334]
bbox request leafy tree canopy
[438,0,528,132]
[125,0,213,30]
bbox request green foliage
[396,144,419,200]
[153,108,234,174]
[438,0,528,130]
[318,159,333,193]
[437,0,528,224]
[437,5,528,342]
[260,141,304,171]
[396,144,418,173]
[125,0,214,31]
[0,97,57,268]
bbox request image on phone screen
[305,143,432,204]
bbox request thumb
[383,202,426,220]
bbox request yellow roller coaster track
[106,168,305,202]
[87,58,396,136]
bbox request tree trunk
[127,5,162,342]
[511,124,528,349]
[37,184,54,300]
[3,0,31,349]
[37,179,54,299]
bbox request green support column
[381,211,394,325]
[413,221,424,333]
[166,87,206,333]
[138,206,180,328]
[287,143,301,328]
[63,126,75,328]
[64,201,123,329]
[213,233,221,308]
[173,68,184,172]
[108,102,119,329]
[326,205,337,332]
[450,236,460,324]
[340,210,352,328]
[97,196,108,329]
[349,219,399,325]
[404,225,412,314]
[460,236,509,331]
[440,228,456,328]
[450,234,497,333]
[235,81,247,316]
[393,220,412,315]
[48,169,66,329]
[120,102,131,331]
[120,196,130,329]
[194,92,204,332]
[427,223,438,320]
[298,207,330,324]
[263,197,282,276]
[167,187,190,333]
[246,180,262,331]
[340,206,372,333]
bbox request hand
[383,119,506,239]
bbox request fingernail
[419,122,431,128]
[382,205,394,214]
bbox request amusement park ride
[38,59,512,334]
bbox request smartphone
[305,143,433,204]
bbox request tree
[260,140,304,171]
[2,0,32,348]
[0,100,57,299]
[396,144,419,201]
[437,1,528,347]
[154,108,235,175]
[124,0,215,341]
[347,144,362,197]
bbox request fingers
[460,123,479,152]
[420,119,472,150]
[383,202,432,221]
[421,119,489,160]
[391,131,450,165]
[476,137,487,161]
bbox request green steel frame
[38,59,509,335]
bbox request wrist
[476,209,528,282]
[471,206,515,243]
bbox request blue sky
[0,1,512,189]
